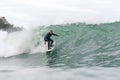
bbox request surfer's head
[50,30,53,34]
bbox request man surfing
[44,30,59,49]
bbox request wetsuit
[44,32,58,49]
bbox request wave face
[1,22,120,68]
[47,22,120,67]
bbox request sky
[0,0,120,28]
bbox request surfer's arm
[53,33,59,36]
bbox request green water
[45,22,120,68]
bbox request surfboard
[46,46,55,52]
[45,42,55,52]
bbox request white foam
[0,27,45,57]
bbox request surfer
[44,30,59,49]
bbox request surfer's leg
[48,40,51,49]
[50,39,53,47]
[45,39,50,49]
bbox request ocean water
[0,22,120,80]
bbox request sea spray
[0,27,46,57]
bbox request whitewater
[0,22,120,80]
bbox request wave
[47,22,120,67]
[1,22,120,67]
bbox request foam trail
[30,38,48,54]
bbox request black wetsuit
[44,32,58,49]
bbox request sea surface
[0,22,120,80]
